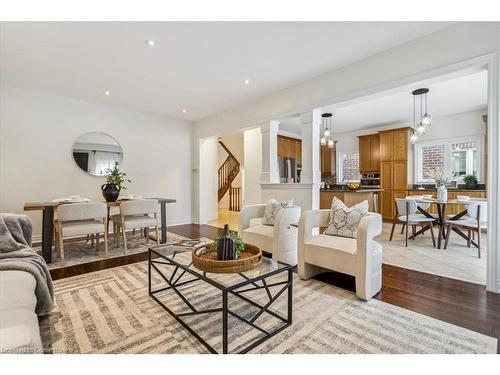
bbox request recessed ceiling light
[104,91,111,96]
[182,109,187,113]
[244,79,250,85]
[145,40,155,47]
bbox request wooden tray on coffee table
[192,244,262,273]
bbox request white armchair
[238,204,301,265]
[298,209,383,300]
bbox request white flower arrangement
[425,167,449,186]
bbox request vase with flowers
[426,167,449,202]
[101,162,131,202]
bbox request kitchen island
[320,189,382,212]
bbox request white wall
[198,137,218,223]
[0,85,194,236]
[243,127,262,206]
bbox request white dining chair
[444,201,487,257]
[389,198,436,247]
[111,199,159,254]
[54,202,108,266]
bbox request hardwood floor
[49,223,500,353]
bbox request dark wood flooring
[49,223,500,353]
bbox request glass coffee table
[148,241,293,354]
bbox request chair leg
[389,221,396,241]
[55,230,61,259]
[477,229,481,258]
[405,220,408,247]
[121,218,128,255]
[467,229,471,248]
[59,232,65,266]
[96,233,100,251]
[155,225,160,245]
[91,234,95,248]
[444,225,452,249]
[411,225,416,240]
[103,229,109,258]
[400,223,406,235]
[429,223,436,247]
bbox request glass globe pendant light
[321,113,336,148]
[410,88,431,144]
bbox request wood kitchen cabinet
[378,128,410,221]
[321,145,332,175]
[379,131,393,162]
[277,135,301,164]
[358,134,380,172]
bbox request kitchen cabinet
[358,134,380,172]
[320,145,332,175]
[379,131,393,162]
[378,128,410,220]
[277,135,301,164]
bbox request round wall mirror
[72,132,123,176]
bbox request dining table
[410,197,487,249]
[24,197,176,264]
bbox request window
[416,137,481,183]
[337,151,361,182]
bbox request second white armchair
[238,203,301,265]
[298,209,383,300]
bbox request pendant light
[321,113,336,149]
[410,88,431,144]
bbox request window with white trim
[415,136,481,183]
[337,151,361,183]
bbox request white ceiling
[279,70,488,136]
[0,22,454,122]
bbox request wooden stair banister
[217,141,240,202]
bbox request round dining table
[411,197,487,249]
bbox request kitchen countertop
[407,188,486,192]
[320,189,383,193]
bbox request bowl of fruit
[346,182,361,190]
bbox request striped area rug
[40,259,497,354]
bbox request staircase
[218,141,240,203]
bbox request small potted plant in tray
[463,175,478,190]
[213,224,245,260]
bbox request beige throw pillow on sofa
[262,198,294,226]
[324,197,368,238]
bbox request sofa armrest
[238,204,267,234]
[298,209,330,244]
[356,213,382,255]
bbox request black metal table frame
[413,203,477,249]
[148,248,293,354]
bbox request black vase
[217,224,237,260]
[101,183,120,202]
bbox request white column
[300,109,322,210]
[260,120,280,184]
[300,110,321,184]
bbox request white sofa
[239,204,301,265]
[298,210,383,300]
[0,270,43,353]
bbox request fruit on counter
[346,182,361,190]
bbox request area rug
[39,259,497,354]
[35,232,188,270]
[377,223,487,285]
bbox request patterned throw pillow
[262,198,294,226]
[324,197,368,238]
